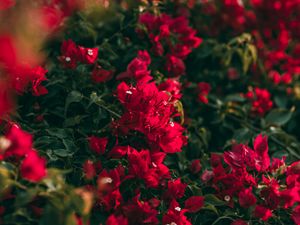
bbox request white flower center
[100,177,113,184]
[224,195,231,202]
[126,90,133,95]
[152,162,157,168]
[169,121,174,127]
[174,207,181,212]
[87,49,93,56]
[65,57,71,62]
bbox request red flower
[184,196,204,213]
[88,136,108,155]
[97,168,121,193]
[0,0,15,10]
[158,122,186,153]
[231,220,248,225]
[100,189,123,211]
[20,150,47,182]
[78,46,98,64]
[197,82,211,104]
[91,65,114,83]
[292,205,300,225]
[109,145,130,159]
[253,134,270,172]
[158,79,182,101]
[245,88,273,116]
[106,214,128,225]
[165,55,186,77]
[238,187,256,208]
[30,66,48,96]
[115,81,186,153]
[162,200,191,225]
[40,6,64,32]
[165,179,187,200]
[190,159,202,174]
[127,148,150,180]
[123,196,159,225]
[117,50,152,83]
[253,205,272,221]
[3,124,32,158]
[59,39,79,69]
[0,35,17,69]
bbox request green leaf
[53,149,72,157]
[225,94,246,103]
[265,108,293,126]
[205,194,226,206]
[232,128,252,143]
[15,189,38,207]
[65,91,83,115]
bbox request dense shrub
[1,1,300,224]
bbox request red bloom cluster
[0,36,48,97]
[0,124,46,182]
[81,50,204,224]
[59,39,98,69]
[202,134,300,224]
[116,81,186,153]
[198,0,300,79]
[138,12,202,77]
[244,87,273,116]
[84,143,203,224]
[117,50,152,83]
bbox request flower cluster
[59,39,98,69]
[197,0,300,80]
[138,12,202,77]
[2,1,300,225]
[244,87,273,116]
[202,134,300,224]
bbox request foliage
[1,0,300,225]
